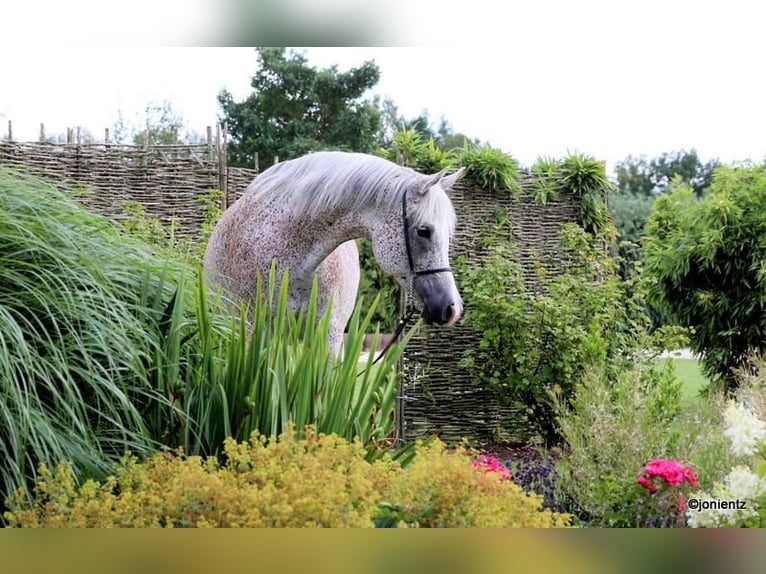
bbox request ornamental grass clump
[0,167,186,505]
[4,426,573,528]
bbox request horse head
[371,166,465,327]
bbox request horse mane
[247,151,457,234]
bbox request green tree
[133,101,185,146]
[219,47,382,169]
[377,105,478,152]
[613,149,719,198]
[643,163,766,390]
[112,101,203,146]
[610,149,720,310]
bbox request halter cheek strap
[401,189,453,278]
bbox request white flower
[686,469,764,528]
[686,487,754,528]
[685,498,713,528]
[723,400,766,456]
[726,465,766,500]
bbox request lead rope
[357,301,418,376]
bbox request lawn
[665,357,709,404]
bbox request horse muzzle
[421,299,462,326]
[414,274,463,327]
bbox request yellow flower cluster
[5,427,571,528]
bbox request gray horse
[203,151,464,353]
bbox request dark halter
[360,187,454,373]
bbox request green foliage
[556,153,612,234]
[119,188,224,262]
[530,156,561,205]
[614,149,720,198]
[458,222,661,444]
[610,150,719,329]
[158,267,410,458]
[376,129,457,173]
[132,101,186,146]
[643,163,766,390]
[554,360,707,527]
[5,426,572,528]
[0,167,183,504]
[460,142,520,195]
[608,191,668,327]
[112,100,204,146]
[219,48,381,169]
[609,192,655,246]
[121,200,178,248]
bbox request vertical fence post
[7,120,12,141]
[39,123,45,142]
[216,123,228,210]
[206,125,213,162]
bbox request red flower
[642,459,696,487]
[472,455,511,480]
[637,475,658,492]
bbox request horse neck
[285,207,376,279]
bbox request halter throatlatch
[360,187,455,374]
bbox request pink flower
[642,459,696,487]
[637,475,658,492]
[472,455,511,480]
[636,458,696,526]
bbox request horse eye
[416,227,432,239]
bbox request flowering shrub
[686,400,766,527]
[636,458,697,527]
[379,441,571,528]
[722,401,766,457]
[4,427,572,528]
[555,363,687,527]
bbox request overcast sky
[2,3,765,172]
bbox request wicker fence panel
[0,141,251,240]
[397,175,582,445]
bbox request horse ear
[440,167,465,192]
[418,168,449,195]
[418,167,465,196]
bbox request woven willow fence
[0,133,256,241]
[396,175,582,445]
